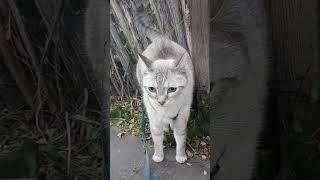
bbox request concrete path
[110,126,210,180]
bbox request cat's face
[139,53,187,106]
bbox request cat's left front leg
[150,126,164,162]
[173,108,189,163]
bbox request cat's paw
[152,154,164,162]
[175,155,187,163]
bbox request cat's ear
[138,53,153,68]
[174,52,187,67]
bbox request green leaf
[111,107,122,118]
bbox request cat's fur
[135,19,194,163]
[210,0,270,179]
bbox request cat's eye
[167,87,177,93]
[148,87,156,93]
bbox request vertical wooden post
[191,0,210,95]
[266,0,320,178]
[190,0,210,135]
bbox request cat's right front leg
[150,126,164,162]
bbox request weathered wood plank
[149,0,189,50]
[191,0,210,93]
[267,0,319,93]
[111,0,150,56]
[266,0,320,178]
[180,0,192,52]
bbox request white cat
[136,37,194,163]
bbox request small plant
[187,99,209,138]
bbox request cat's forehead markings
[154,68,168,86]
[148,58,179,87]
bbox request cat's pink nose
[158,100,165,105]
[157,95,167,105]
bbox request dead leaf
[186,150,193,157]
[201,155,207,160]
[116,120,123,126]
[117,132,124,138]
[204,170,207,175]
[200,141,206,146]
[192,139,200,147]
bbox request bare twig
[187,141,196,153]
[65,112,72,175]
[0,38,34,106]
[6,0,39,71]
[80,88,89,139]
[71,114,101,126]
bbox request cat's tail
[132,5,163,41]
